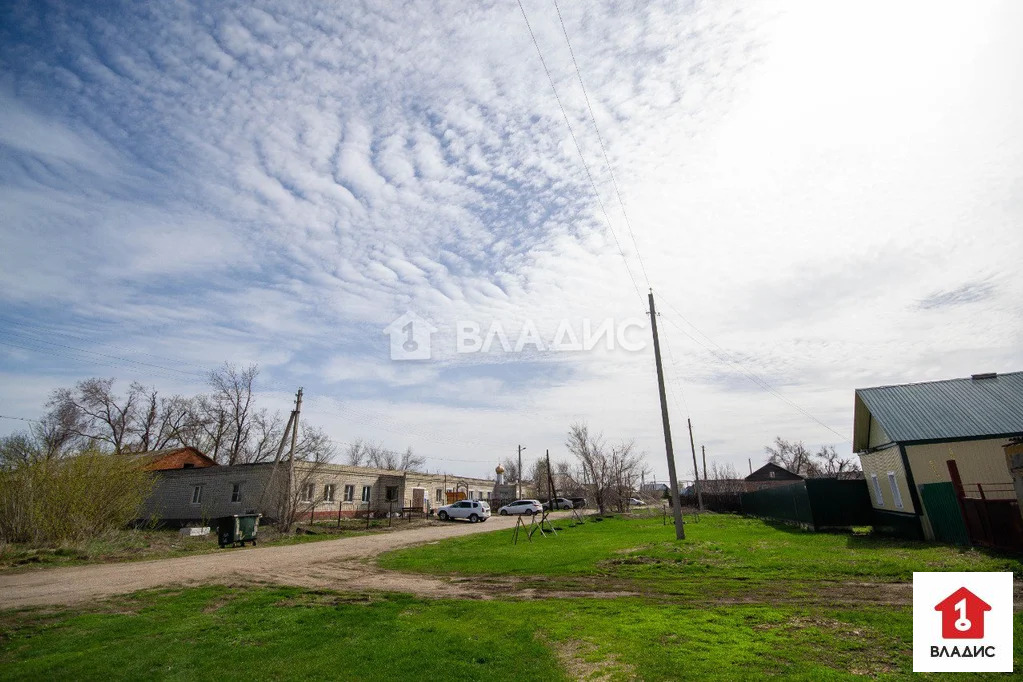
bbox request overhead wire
[527,0,849,443]
[515,0,645,303]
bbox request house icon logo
[935,587,991,639]
[383,311,437,360]
[913,571,1012,672]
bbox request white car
[436,499,490,523]
[498,499,543,516]
[627,497,646,506]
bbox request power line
[515,0,644,303]
[659,313,848,442]
[551,0,650,288]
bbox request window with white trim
[300,483,315,502]
[361,485,372,502]
[343,484,354,502]
[191,485,203,505]
[887,471,903,509]
[324,484,336,502]
[870,474,883,506]
[231,483,241,503]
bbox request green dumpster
[217,514,261,548]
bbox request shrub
[0,452,154,546]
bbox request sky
[1,0,1021,482]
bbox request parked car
[497,499,543,516]
[570,497,587,509]
[436,499,491,523]
[627,497,646,506]
[542,497,575,510]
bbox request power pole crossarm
[648,291,685,540]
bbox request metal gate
[919,482,970,546]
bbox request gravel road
[0,514,550,609]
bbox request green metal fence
[740,480,873,530]
[919,482,970,546]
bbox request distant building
[140,459,495,525]
[133,446,217,471]
[746,462,803,483]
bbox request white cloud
[0,0,1020,479]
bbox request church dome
[495,463,505,474]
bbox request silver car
[498,499,543,516]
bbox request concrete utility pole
[688,418,704,511]
[749,458,753,475]
[702,445,708,481]
[285,387,303,528]
[517,444,525,499]
[648,290,685,540]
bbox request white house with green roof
[853,371,1023,541]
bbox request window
[870,474,884,506]
[468,490,475,500]
[344,484,354,502]
[486,491,491,500]
[887,472,904,509]
[769,471,776,479]
[191,485,203,504]
[231,483,242,503]
[385,486,399,502]
[300,483,315,502]
[435,488,443,502]
[324,484,336,502]
[361,485,372,503]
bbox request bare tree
[345,438,369,466]
[566,422,647,513]
[765,437,821,478]
[501,457,521,486]
[209,363,259,466]
[814,445,860,477]
[47,378,146,454]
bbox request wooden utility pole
[702,445,707,481]
[648,291,685,540]
[688,418,704,511]
[285,387,303,529]
[517,444,525,499]
[545,449,558,503]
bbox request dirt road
[0,515,559,610]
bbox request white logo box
[913,571,1013,673]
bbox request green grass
[4,514,1021,679]
[378,513,1023,590]
[2,585,1020,681]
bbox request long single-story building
[139,459,497,525]
[853,371,1023,541]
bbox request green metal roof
[855,371,1023,446]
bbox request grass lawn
[1,585,1020,681]
[378,512,1023,595]
[3,513,1021,680]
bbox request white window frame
[887,471,904,509]
[870,474,884,507]
[324,484,336,502]
[343,484,354,502]
[231,483,242,504]
[300,483,315,502]
[361,485,372,503]
[436,488,443,502]
[191,485,203,505]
